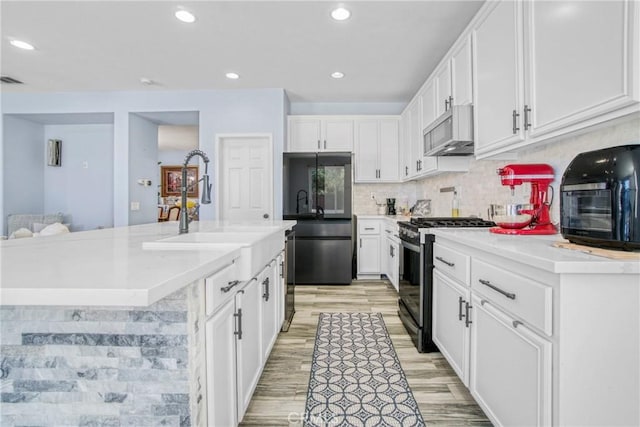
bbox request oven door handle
[400,240,421,253]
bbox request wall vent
[0,76,24,84]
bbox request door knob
[263,213,269,219]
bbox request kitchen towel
[304,312,425,427]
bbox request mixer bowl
[492,214,533,229]
[489,203,533,218]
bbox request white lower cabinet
[205,250,284,426]
[260,260,279,361]
[205,297,238,427]
[470,294,552,427]
[357,219,381,277]
[384,235,400,291]
[235,277,262,420]
[432,270,470,385]
[433,239,553,426]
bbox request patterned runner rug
[304,312,425,427]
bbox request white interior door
[219,134,273,221]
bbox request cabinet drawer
[205,262,240,317]
[359,220,380,235]
[433,243,470,286]
[471,259,552,336]
[383,220,399,236]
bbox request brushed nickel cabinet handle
[465,302,472,327]
[524,105,532,130]
[458,296,465,321]
[512,110,520,134]
[234,308,243,340]
[221,280,241,293]
[479,279,516,300]
[435,256,455,267]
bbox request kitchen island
[0,220,294,427]
[428,229,639,427]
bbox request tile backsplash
[354,115,640,223]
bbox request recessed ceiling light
[10,39,35,50]
[331,7,351,21]
[175,9,196,23]
[226,72,240,80]
[331,71,345,79]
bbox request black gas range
[397,217,495,353]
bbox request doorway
[217,134,273,221]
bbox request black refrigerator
[283,152,353,285]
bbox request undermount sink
[143,230,285,280]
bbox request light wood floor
[241,281,491,426]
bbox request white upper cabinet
[400,108,412,180]
[287,116,354,152]
[420,79,437,133]
[451,35,473,107]
[354,118,399,182]
[524,0,639,138]
[473,0,639,158]
[435,61,453,117]
[379,119,400,181]
[473,0,526,155]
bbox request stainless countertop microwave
[423,105,474,156]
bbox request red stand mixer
[489,164,557,235]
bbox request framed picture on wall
[161,165,199,198]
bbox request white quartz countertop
[356,214,411,222]
[428,229,640,274]
[0,220,295,307]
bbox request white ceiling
[0,1,484,103]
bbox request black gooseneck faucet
[179,149,212,234]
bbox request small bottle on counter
[452,191,460,217]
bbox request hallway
[241,281,490,426]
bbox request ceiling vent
[0,76,24,84]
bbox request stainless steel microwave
[423,105,474,156]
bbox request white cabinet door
[205,298,238,427]
[276,252,285,327]
[260,261,279,362]
[451,35,473,107]
[289,118,322,152]
[378,119,399,181]
[236,278,263,422]
[401,109,412,179]
[470,295,552,427]
[420,79,437,131]
[355,120,379,181]
[432,270,470,385]
[435,61,452,117]
[323,118,354,151]
[384,236,400,292]
[525,0,638,138]
[358,235,380,275]
[473,0,526,153]
[409,101,423,175]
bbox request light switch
[130,202,140,211]
[82,161,89,169]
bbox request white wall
[43,124,114,231]
[2,116,44,234]
[128,114,158,225]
